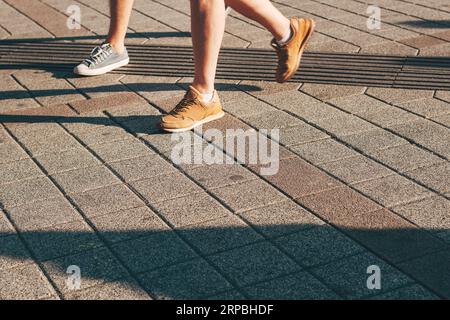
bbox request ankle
[107,38,125,54]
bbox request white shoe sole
[73,57,130,76]
[161,111,225,133]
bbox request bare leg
[224,0,290,41]
[106,0,134,54]
[190,0,226,94]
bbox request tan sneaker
[160,86,225,133]
[272,17,315,83]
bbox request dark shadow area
[0,223,448,299]
[1,41,450,90]
[399,20,450,29]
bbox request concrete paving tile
[398,250,450,298]
[89,138,154,163]
[312,252,413,299]
[72,183,144,218]
[432,113,450,127]
[366,87,434,104]
[0,158,43,185]
[0,142,28,165]
[301,84,366,101]
[118,115,162,136]
[153,192,230,228]
[436,90,450,103]
[51,165,120,194]
[400,35,448,49]
[139,258,233,300]
[0,263,55,300]
[361,107,422,127]
[291,138,359,165]
[185,164,257,189]
[8,196,81,231]
[340,129,408,154]
[65,277,151,300]
[112,231,197,274]
[91,206,169,244]
[222,94,274,118]
[0,212,14,236]
[313,112,377,136]
[210,179,287,213]
[0,177,60,208]
[210,241,301,287]
[42,247,129,295]
[405,162,450,194]
[142,131,202,153]
[179,215,263,255]
[131,171,203,204]
[23,220,102,261]
[35,147,100,174]
[257,156,340,198]
[371,144,443,172]
[109,154,176,182]
[275,226,365,267]
[240,110,304,130]
[239,201,325,238]
[0,234,32,271]
[369,284,439,300]
[274,122,330,147]
[361,41,418,56]
[353,174,433,207]
[64,121,133,146]
[318,156,394,184]
[328,94,392,115]
[391,196,450,233]
[397,98,450,118]
[244,272,340,300]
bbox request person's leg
[190,0,227,95]
[106,0,134,54]
[224,0,290,42]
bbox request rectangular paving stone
[312,252,413,299]
[139,259,233,300]
[185,163,257,189]
[112,231,197,274]
[371,144,443,172]
[65,277,151,300]
[0,211,14,236]
[274,123,329,146]
[366,87,434,104]
[244,272,340,300]
[23,220,102,261]
[210,179,287,213]
[42,247,129,295]
[240,110,304,130]
[0,141,28,165]
[89,138,154,163]
[51,165,120,194]
[291,138,360,165]
[405,162,450,194]
[239,201,325,238]
[35,147,101,174]
[340,128,408,154]
[209,241,301,287]
[301,84,366,101]
[0,177,60,208]
[257,156,340,199]
[391,196,450,234]
[179,215,263,255]
[397,98,450,118]
[130,171,203,204]
[0,234,32,271]
[90,206,169,245]
[0,263,55,300]
[398,250,450,298]
[71,183,144,218]
[69,93,146,115]
[109,154,176,182]
[275,226,365,268]
[313,112,376,136]
[361,107,421,127]
[318,155,394,184]
[8,196,81,231]
[353,174,433,207]
[0,158,43,185]
[153,192,230,228]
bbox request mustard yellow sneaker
[272,18,316,83]
[160,86,225,133]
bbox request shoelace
[84,44,113,66]
[171,97,198,116]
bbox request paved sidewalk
[1,0,450,300]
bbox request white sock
[276,27,293,46]
[200,92,214,103]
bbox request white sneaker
[74,43,129,76]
